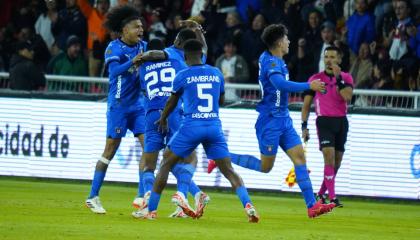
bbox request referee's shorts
[316,116,349,152]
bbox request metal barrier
[1,72,419,110]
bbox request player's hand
[132,53,143,66]
[331,64,341,77]
[302,128,310,142]
[309,79,325,93]
[155,117,168,133]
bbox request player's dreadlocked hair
[104,5,141,33]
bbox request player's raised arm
[179,20,208,56]
[268,72,325,93]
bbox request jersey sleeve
[172,71,185,96]
[342,72,354,87]
[104,43,121,65]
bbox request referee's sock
[295,164,316,208]
[88,157,110,199]
[324,165,336,200]
[230,153,262,172]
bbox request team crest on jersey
[115,127,121,134]
[106,49,112,55]
[271,62,276,67]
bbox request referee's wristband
[301,121,308,130]
[336,75,346,90]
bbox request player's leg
[205,125,259,222]
[281,118,334,217]
[214,113,279,173]
[86,109,127,213]
[133,110,165,209]
[129,107,148,206]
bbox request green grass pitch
[0,177,419,240]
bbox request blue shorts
[106,106,145,139]
[255,114,302,155]
[169,121,229,160]
[144,109,182,153]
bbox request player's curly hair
[104,5,141,33]
[261,24,288,49]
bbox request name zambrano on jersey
[187,75,220,84]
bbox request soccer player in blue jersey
[138,39,259,222]
[132,30,210,219]
[85,5,148,214]
[207,24,335,218]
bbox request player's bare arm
[157,94,180,132]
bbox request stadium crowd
[0,0,419,91]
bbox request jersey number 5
[197,83,213,112]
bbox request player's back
[140,59,184,113]
[105,39,147,109]
[257,51,290,117]
[172,64,224,126]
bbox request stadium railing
[0,72,419,110]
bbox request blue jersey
[140,46,188,112]
[257,51,290,117]
[104,39,147,108]
[172,64,224,123]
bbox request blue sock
[235,186,252,207]
[189,181,201,197]
[138,170,144,197]
[295,164,316,208]
[230,153,261,172]
[89,170,106,198]
[173,163,195,198]
[148,191,161,212]
[143,170,155,193]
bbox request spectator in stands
[350,42,373,88]
[407,22,420,59]
[165,13,182,46]
[385,0,414,61]
[214,11,243,60]
[368,59,392,89]
[296,21,336,79]
[35,0,58,52]
[148,8,167,41]
[9,40,46,91]
[380,0,398,41]
[290,8,323,83]
[191,0,206,17]
[17,26,51,71]
[52,0,87,50]
[346,0,376,55]
[76,0,109,77]
[240,13,266,84]
[47,35,88,76]
[215,38,249,87]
